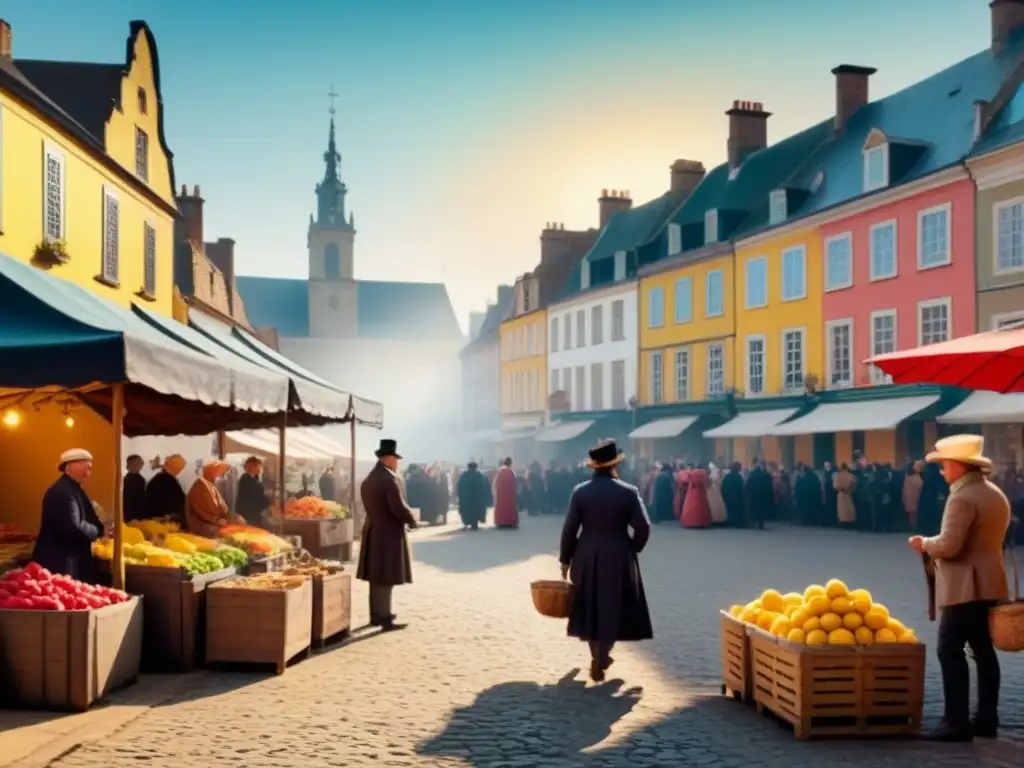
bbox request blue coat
[31,474,103,583]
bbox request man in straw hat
[357,439,418,631]
[559,439,653,682]
[907,434,1010,742]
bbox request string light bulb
[2,409,21,428]
[65,415,75,428]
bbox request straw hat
[58,448,92,470]
[201,458,232,481]
[926,434,992,471]
[585,439,626,470]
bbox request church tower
[308,94,358,338]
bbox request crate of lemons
[91,519,249,577]
[727,579,918,646]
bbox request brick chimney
[726,101,771,172]
[0,20,11,60]
[205,237,236,314]
[175,185,204,246]
[670,159,706,197]
[598,189,632,228]
[832,65,876,134]
[992,0,1024,55]
[540,222,570,266]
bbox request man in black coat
[456,462,491,529]
[122,454,147,522]
[236,456,272,525]
[745,460,774,530]
[720,462,746,527]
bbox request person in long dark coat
[236,456,272,526]
[456,462,491,529]
[651,463,676,523]
[122,454,147,522]
[720,462,746,527]
[794,464,823,526]
[319,467,337,502]
[559,439,653,683]
[821,461,838,527]
[145,455,188,522]
[32,449,107,584]
[745,461,775,529]
[356,439,418,630]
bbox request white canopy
[703,408,798,438]
[769,395,939,436]
[938,391,1024,424]
[535,420,595,443]
[628,416,698,440]
[224,428,338,460]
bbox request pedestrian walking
[456,461,491,530]
[356,439,418,631]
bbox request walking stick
[921,552,936,622]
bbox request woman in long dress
[834,463,857,529]
[492,458,520,528]
[681,465,712,529]
[559,440,653,682]
[707,462,727,525]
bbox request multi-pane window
[591,305,603,345]
[825,233,852,290]
[674,349,689,401]
[611,360,626,408]
[707,344,725,396]
[135,127,149,182]
[143,223,157,296]
[782,329,805,392]
[781,246,806,301]
[863,146,887,191]
[648,286,665,328]
[563,313,572,350]
[574,365,585,410]
[745,257,768,308]
[44,145,65,241]
[611,300,625,341]
[674,278,692,324]
[919,299,950,346]
[550,317,559,353]
[870,221,897,279]
[706,269,724,317]
[746,335,765,395]
[918,205,950,268]
[997,200,1024,273]
[563,368,573,409]
[769,190,787,225]
[667,223,682,256]
[591,362,604,410]
[871,311,896,385]
[650,352,663,405]
[827,319,852,387]
[102,188,120,283]
[576,309,586,347]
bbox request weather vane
[328,84,339,116]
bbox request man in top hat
[356,439,418,631]
[908,435,1010,742]
[32,449,109,583]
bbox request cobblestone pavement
[44,516,1024,767]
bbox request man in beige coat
[908,435,1009,742]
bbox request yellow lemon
[871,603,890,622]
[804,584,826,601]
[789,608,810,628]
[831,596,853,615]
[806,629,828,645]
[854,626,875,645]
[770,616,792,637]
[760,590,786,613]
[807,595,831,617]
[787,627,807,644]
[886,618,907,635]
[756,611,779,632]
[864,608,888,630]
[825,578,849,599]
[802,616,821,633]
[874,628,898,644]
[745,600,763,612]
[898,630,918,644]
[728,605,744,618]
[828,628,855,645]
[843,612,864,630]
[783,592,804,607]
[851,596,873,615]
[784,605,800,618]
[739,610,758,624]
[819,613,842,632]
[848,588,873,603]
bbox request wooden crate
[0,597,143,711]
[124,565,236,672]
[205,579,312,674]
[280,518,354,558]
[719,611,753,701]
[247,549,302,574]
[312,572,352,646]
[749,628,925,740]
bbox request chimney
[992,0,1024,56]
[205,237,236,314]
[0,20,11,60]
[831,65,876,134]
[598,189,632,228]
[175,184,204,247]
[670,159,706,197]
[726,101,771,171]
[540,221,571,265]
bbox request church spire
[314,85,352,231]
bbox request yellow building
[499,309,547,425]
[0,20,179,528]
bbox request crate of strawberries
[0,563,143,711]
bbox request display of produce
[215,572,307,590]
[213,544,249,569]
[220,525,294,556]
[165,532,218,553]
[281,497,349,520]
[280,551,344,577]
[128,518,181,539]
[92,539,236,577]
[727,579,919,646]
[0,562,130,610]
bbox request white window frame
[705,269,724,317]
[591,362,604,410]
[667,223,682,256]
[870,308,898,385]
[563,367,573,408]
[563,312,572,350]
[674,348,689,401]
[745,334,767,397]
[706,343,725,397]
[823,232,853,291]
[613,250,626,281]
[869,219,898,281]
[780,245,807,301]
[780,326,807,394]
[550,368,560,394]
[101,185,120,284]
[580,259,591,290]
[825,317,854,389]
[43,141,66,242]
[576,308,586,347]
[769,189,787,225]
[993,195,1024,276]
[705,209,719,244]
[744,256,768,309]
[591,304,603,345]
[863,144,889,192]
[143,220,157,296]
[917,202,952,270]
[917,297,952,347]
[574,365,586,410]
[550,317,559,353]
[647,286,665,328]
[674,277,693,324]
[611,299,625,341]
[649,352,663,405]
[611,360,626,408]
[992,310,1024,330]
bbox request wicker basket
[530,580,574,619]
[991,544,1024,652]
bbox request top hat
[926,434,992,471]
[375,439,402,459]
[585,439,625,470]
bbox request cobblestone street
[16,516,1024,767]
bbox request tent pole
[216,430,226,459]
[349,418,356,517]
[111,384,125,591]
[277,413,287,534]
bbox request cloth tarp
[224,429,327,460]
[493,427,539,442]
[628,416,698,440]
[769,395,939,436]
[291,427,349,457]
[702,409,798,438]
[938,391,1024,424]
[534,420,595,443]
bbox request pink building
[820,175,976,389]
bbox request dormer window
[704,209,719,244]
[863,144,889,192]
[769,190,787,225]
[613,250,626,281]
[667,223,682,256]
[580,260,591,290]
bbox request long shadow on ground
[411,523,552,574]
